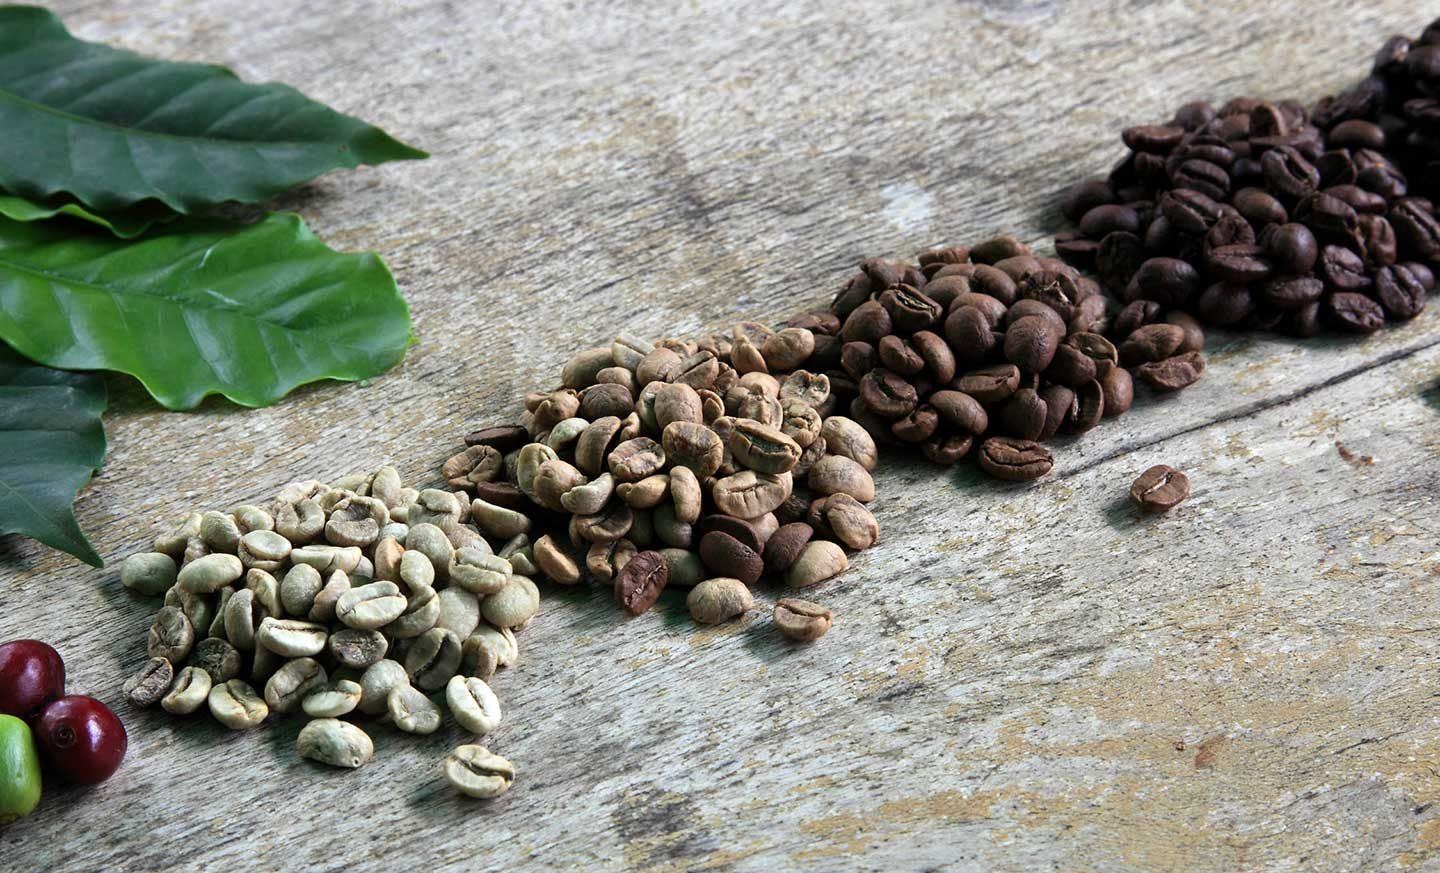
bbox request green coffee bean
[481,576,539,629]
[279,564,323,617]
[387,685,441,735]
[297,719,373,770]
[0,715,42,823]
[191,637,241,683]
[275,498,325,544]
[336,580,406,630]
[178,553,243,594]
[405,628,461,692]
[301,680,363,718]
[358,660,408,715]
[290,545,363,574]
[444,745,515,799]
[245,568,283,617]
[153,512,202,556]
[384,586,440,639]
[449,549,511,595]
[328,629,388,670]
[222,588,264,652]
[308,569,352,623]
[120,552,178,596]
[208,680,268,730]
[784,541,848,588]
[264,658,327,714]
[469,497,532,541]
[399,550,435,591]
[239,529,291,571]
[445,676,502,735]
[256,617,328,658]
[435,587,481,639]
[146,606,195,663]
[199,510,241,552]
[161,666,212,715]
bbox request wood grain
[3,1,1438,870]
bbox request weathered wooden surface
[3,1,1438,870]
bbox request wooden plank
[3,0,1437,870]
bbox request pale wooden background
[3,1,1438,870]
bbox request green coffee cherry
[0,714,42,824]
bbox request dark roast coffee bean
[859,258,908,290]
[1163,312,1206,353]
[1287,302,1323,337]
[1298,192,1359,240]
[1403,261,1436,292]
[1261,146,1320,200]
[1079,204,1142,237]
[1263,223,1319,274]
[1005,299,1068,336]
[1329,119,1386,150]
[948,291,1007,326]
[857,369,917,419]
[1356,165,1408,200]
[1204,211,1256,250]
[1096,231,1147,291]
[1326,291,1385,333]
[1055,234,1101,268]
[698,515,765,555]
[1119,324,1186,365]
[1357,214,1398,268]
[1130,465,1190,513]
[1249,102,1288,138]
[999,389,1047,441]
[1375,265,1428,320]
[952,365,1021,403]
[1130,258,1202,307]
[1062,179,1117,221]
[1159,190,1224,235]
[1123,124,1186,153]
[1172,159,1231,201]
[1111,300,1163,337]
[1206,244,1273,284]
[1195,283,1255,325]
[1259,276,1324,310]
[1392,200,1440,259]
[1067,381,1105,433]
[832,273,874,319]
[977,437,1053,482]
[1135,351,1206,391]
[891,405,940,443]
[1324,184,1387,215]
[1172,101,1217,130]
[1318,246,1373,291]
[1067,331,1119,364]
[1232,187,1288,227]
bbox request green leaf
[0,193,171,238]
[0,345,106,567]
[0,212,413,410]
[0,6,427,214]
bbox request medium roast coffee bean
[614,550,669,615]
[977,437,1053,482]
[1130,465,1191,513]
[699,532,763,585]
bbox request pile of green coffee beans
[119,468,526,798]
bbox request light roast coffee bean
[774,599,834,642]
[687,578,754,625]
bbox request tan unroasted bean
[358,659,409,715]
[161,666,212,715]
[264,657,327,714]
[807,455,876,502]
[533,535,582,585]
[336,581,408,630]
[687,578,754,625]
[446,676,503,736]
[785,541,848,588]
[388,684,441,735]
[301,679,363,718]
[445,745,515,799]
[256,617,328,658]
[209,679,269,730]
[774,598,834,642]
[297,719,374,770]
[820,416,879,471]
[711,470,792,519]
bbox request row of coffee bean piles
[824,237,1205,478]
[450,326,885,628]
[1055,24,1440,336]
[116,471,524,796]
